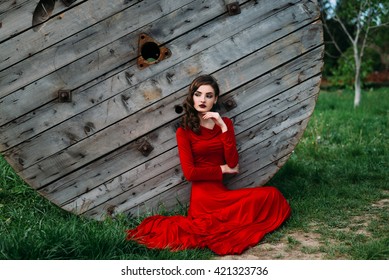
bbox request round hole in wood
[141,42,160,63]
[175,105,183,114]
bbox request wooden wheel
[0,0,324,220]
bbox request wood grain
[0,0,324,219]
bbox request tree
[320,0,388,107]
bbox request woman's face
[193,84,217,113]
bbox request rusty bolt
[226,2,241,16]
[138,140,154,157]
[58,90,72,103]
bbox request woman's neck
[199,118,215,129]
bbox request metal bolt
[58,90,72,102]
[227,2,241,16]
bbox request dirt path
[215,194,389,260]
[215,230,325,260]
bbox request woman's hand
[220,164,239,174]
[202,112,227,132]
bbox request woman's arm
[220,117,239,169]
[201,113,239,169]
[176,128,223,181]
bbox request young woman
[126,75,291,255]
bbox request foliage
[328,47,378,88]
[320,0,388,85]
[319,0,388,106]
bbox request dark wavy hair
[181,74,220,134]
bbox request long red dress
[126,117,291,255]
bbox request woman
[126,75,291,255]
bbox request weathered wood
[11,21,322,189]
[0,1,82,42]
[81,92,318,219]
[29,41,324,208]
[0,0,241,142]
[0,0,196,115]
[3,2,321,167]
[0,0,39,42]
[0,0,144,71]
[42,47,323,216]
[0,0,197,100]
[124,181,192,219]
[0,0,325,219]
[0,0,305,142]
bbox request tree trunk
[353,44,361,108]
[354,74,361,107]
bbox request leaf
[32,0,56,32]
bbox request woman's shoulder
[176,126,189,137]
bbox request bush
[328,47,379,88]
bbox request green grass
[1,87,388,259]
[267,87,389,259]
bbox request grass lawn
[1,87,388,260]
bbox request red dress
[126,117,291,255]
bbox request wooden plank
[228,90,319,187]
[4,7,321,176]
[0,0,39,42]
[0,0,197,102]
[0,0,83,43]
[0,0,324,219]
[0,0,234,139]
[80,84,319,219]
[99,178,192,220]
[0,0,197,103]
[0,0,305,142]
[67,105,313,218]
[230,120,312,189]
[11,23,323,192]
[125,184,191,218]
[0,0,32,14]
[0,0,146,71]
[61,148,182,214]
[17,29,322,195]
[85,164,185,218]
[38,46,323,211]
[104,144,293,219]
[39,120,181,204]
[108,181,192,220]
[50,50,323,215]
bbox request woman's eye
[206,95,213,99]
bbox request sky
[329,0,337,8]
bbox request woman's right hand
[220,164,239,174]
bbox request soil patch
[215,193,389,260]
[215,231,325,260]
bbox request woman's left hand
[202,112,227,132]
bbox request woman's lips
[199,104,206,108]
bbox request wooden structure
[0,0,324,220]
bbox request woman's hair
[181,74,220,134]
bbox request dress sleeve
[220,117,239,168]
[176,128,223,182]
